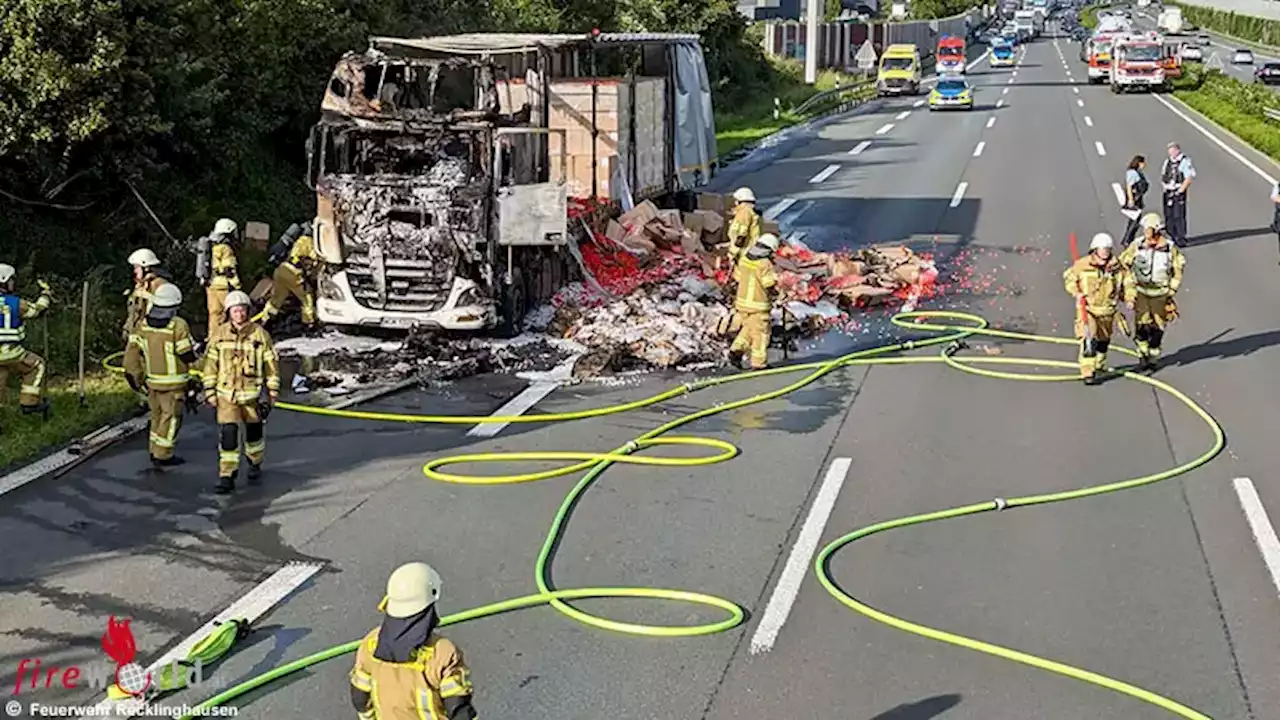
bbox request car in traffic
[1179,44,1203,61]
[1233,48,1255,64]
[1197,33,1211,46]
[929,76,974,111]
[1256,62,1280,85]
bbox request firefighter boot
[151,455,187,468]
[247,463,262,485]
[727,349,745,369]
[21,400,51,421]
[215,472,236,495]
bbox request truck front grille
[345,253,452,313]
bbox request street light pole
[806,0,821,83]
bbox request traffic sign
[855,39,878,69]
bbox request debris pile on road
[528,196,941,371]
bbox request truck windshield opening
[319,126,480,180]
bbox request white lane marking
[1111,182,1126,206]
[913,99,926,108]
[875,123,895,135]
[93,561,325,715]
[895,110,910,121]
[1077,99,1085,107]
[1233,478,1280,601]
[0,417,148,497]
[1008,77,1016,84]
[849,140,872,155]
[1012,70,1018,77]
[1002,87,1010,95]
[1085,115,1094,127]
[950,181,968,208]
[973,141,986,157]
[809,164,841,184]
[1073,87,1080,94]
[467,356,578,437]
[996,98,1005,108]
[986,117,996,129]
[1153,94,1278,185]
[778,199,814,227]
[763,198,797,221]
[1095,141,1107,157]
[749,458,853,654]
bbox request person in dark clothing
[1271,182,1280,264]
[1161,142,1195,246]
[1121,154,1148,245]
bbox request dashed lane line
[749,458,853,655]
[809,164,841,184]
[914,99,926,108]
[1095,141,1107,157]
[996,98,1005,108]
[949,181,968,208]
[1077,99,1085,107]
[1111,182,1126,206]
[849,140,872,155]
[895,110,911,121]
[1003,87,1010,95]
[1233,478,1280,601]
[973,141,986,157]
[1085,115,1094,127]
[875,123,895,135]
[986,117,996,129]
[763,198,797,221]
[467,355,579,437]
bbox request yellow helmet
[1140,212,1164,230]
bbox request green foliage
[1171,2,1280,47]
[1080,4,1100,30]
[1173,65,1280,162]
[714,58,866,157]
[910,0,973,20]
[0,373,138,471]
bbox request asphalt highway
[2,28,1280,720]
[1129,6,1280,91]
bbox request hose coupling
[904,340,916,350]
[622,440,639,453]
[993,497,1008,511]
[944,340,969,357]
[683,382,696,393]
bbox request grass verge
[0,373,140,471]
[1170,65,1280,163]
[715,58,867,157]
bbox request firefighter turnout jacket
[124,272,172,336]
[0,291,51,359]
[1120,236,1185,298]
[727,204,762,262]
[733,257,777,313]
[350,628,475,720]
[124,318,197,391]
[202,321,280,405]
[210,241,241,291]
[1063,255,1128,316]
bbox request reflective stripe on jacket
[1063,255,1127,316]
[125,275,170,333]
[202,321,279,403]
[210,242,241,290]
[286,234,322,275]
[734,257,777,313]
[350,628,473,720]
[124,318,195,390]
[1120,237,1184,296]
[0,293,50,348]
[727,204,761,260]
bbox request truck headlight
[319,275,345,301]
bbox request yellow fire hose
[102,311,1221,719]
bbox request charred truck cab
[306,33,717,336]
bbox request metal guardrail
[791,82,878,116]
[1266,106,1280,122]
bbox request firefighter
[202,290,279,494]
[124,248,173,341]
[123,283,198,467]
[205,218,243,340]
[729,233,780,370]
[350,562,478,720]
[255,223,319,329]
[1119,212,1186,370]
[1063,232,1129,385]
[726,187,761,265]
[0,264,53,420]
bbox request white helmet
[381,562,443,618]
[151,283,183,308]
[0,263,15,284]
[128,248,161,268]
[213,218,238,236]
[732,187,756,203]
[1089,232,1115,251]
[755,233,780,251]
[223,290,252,309]
[1139,212,1164,230]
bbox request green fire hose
[107,310,1221,719]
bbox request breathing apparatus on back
[266,223,307,270]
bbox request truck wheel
[496,266,527,339]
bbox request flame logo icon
[101,616,151,697]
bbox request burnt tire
[496,266,527,339]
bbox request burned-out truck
[305,32,718,335]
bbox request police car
[929,76,974,110]
[990,41,1016,67]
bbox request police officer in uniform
[1160,142,1195,246]
[349,562,478,720]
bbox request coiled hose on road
[107,312,1223,719]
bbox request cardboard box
[656,209,683,232]
[680,229,702,255]
[697,192,726,214]
[681,212,705,239]
[619,200,660,230]
[694,209,723,234]
[245,221,271,251]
